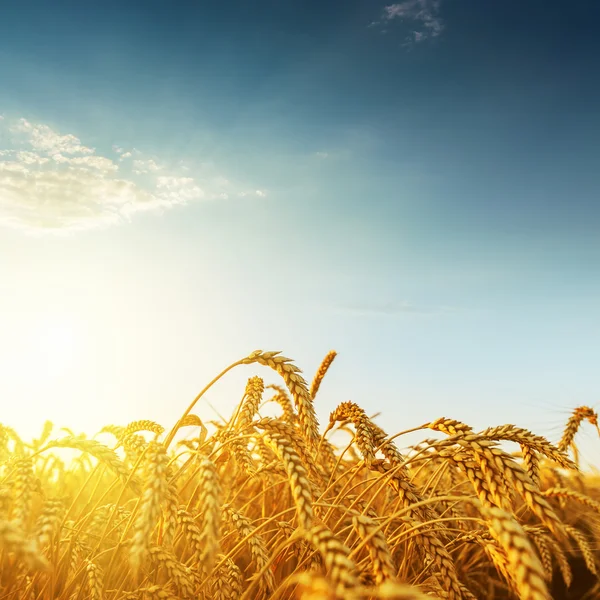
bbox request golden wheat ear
[310,350,338,400]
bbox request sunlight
[30,316,77,378]
[0,313,84,441]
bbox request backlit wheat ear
[483,543,514,595]
[427,417,473,436]
[36,497,66,546]
[11,459,35,530]
[263,432,313,530]
[223,505,274,592]
[481,506,550,600]
[130,441,169,571]
[196,456,221,573]
[227,436,256,477]
[437,448,503,510]
[521,446,541,486]
[214,430,255,476]
[86,559,104,600]
[565,525,597,576]
[254,417,321,481]
[431,434,512,510]
[161,481,179,548]
[530,532,553,580]
[149,547,196,598]
[492,456,567,541]
[435,433,568,539]
[558,405,599,460]
[32,420,54,450]
[329,402,377,466]
[212,555,243,600]
[124,433,150,461]
[310,350,337,400]
[122,420,165,439]
[328,401,413,485]
[178,413,204,428]
[478,424,577,471]
[244,350,320,445]
[370,460,439,524]
[99,424,125,439]
[545,535,573,587]
[0,423,25,454]
[68,537,89,579]
[88,504,131,540]
[401,517,464,600]
[266,384,297,424]
[303,525,359,590]
[176,507,203,563]
[352,515,396,585]
[236,376,264,428]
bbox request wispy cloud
[374,0,445,45]
[0,117,266,232]
[132,158,162,174]
[237,189,267,198]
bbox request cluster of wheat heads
[1,349,599,600]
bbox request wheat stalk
[310,350,337,399]
[195,456,221,572]
[481,506,550,600]
[244,350,320,445]
[130,441,169,571]
[263,432,313,530]
[303,525,359,590]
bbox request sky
[1,0,599,465]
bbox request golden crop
[1,349,599,599]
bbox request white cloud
[237,189,267,198]
[11,118,95,155]
[0,117,264,232]
[378,0,444,44]
[315,151,329,159]
[51,153,118,172]
[17,151,50,166]
[0,167,163,231]
[155,176,204,202]
[132,158,162,174]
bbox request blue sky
[1,0,599,463]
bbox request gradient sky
[1,0,599,464]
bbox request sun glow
[32,318,78,378]
[1,314,80,381]
[0,313,86,440]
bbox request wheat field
[1,349,599,600]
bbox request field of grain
[1,349,599,600]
